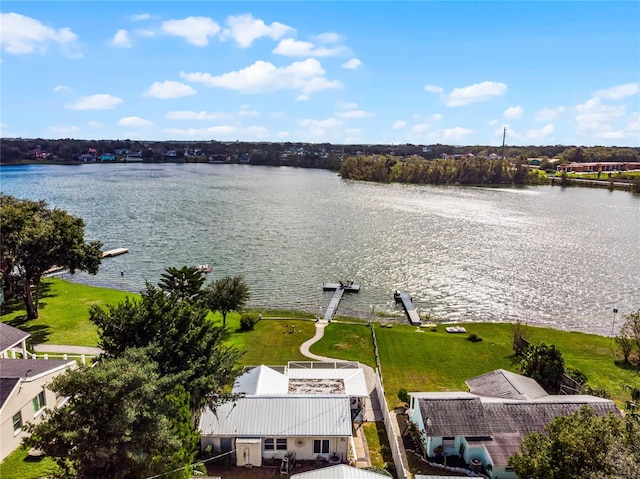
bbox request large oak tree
[0,194,102,318]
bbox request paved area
[33,344,102,355]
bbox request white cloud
[446,81,507,107]
[526,123,554,140]
[337,101,358,110]
[53,85,71,93]
[424,84,443,93]
[162,16,221,46]
[430,113,443,122]
[274,38,346,57]
[144,80,196,99]
[0,12,81,57]
[48,125,79,134]
[593,82,639,100]
[487,119,499,126]
[221,14,294,48]
[411,123,431,133]
[314,32,342,44]
[392,120,407,129]
[534,106,565,121]
[112,29,132,48]
[503,106,524,119]
[87,121,102,128]
[131,14,152,22]
[428,127,473,142]
[181,58,342,97]
[66,94,123,110]
[134,29,155,37]
[118,116,154,128]
[166,110,230,120]
[576,97,625,131]
[296,118,344,140]
[277,131,290,139]
[162,125,269,139]
[338,110,373,119]
[298,118,343,129]
[342,58,362,70]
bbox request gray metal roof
[465,369,548,400]
[0,323,30,355]
[291,465,391,479]
[199,395,352,437]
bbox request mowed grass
[1,278,135,346]
[0,447,56,479]
[310,320,376,367]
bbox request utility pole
[501,127,507,161]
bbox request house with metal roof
[407,370,620,479]
[199,395,352,467]
[1,358,76,461]
[290,464,391,478]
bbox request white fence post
[44,354,48,360]
[81,355,86,365]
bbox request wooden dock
[322,282,360,322]
[102,248,129,258]
[394,291,421,326]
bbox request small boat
[196,264,212,273]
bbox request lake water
[2,163,638,335]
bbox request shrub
[239,313,258,331]
[467,333,483,342]
[397,388,410,405]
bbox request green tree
[616,319,636,364]
[0,194,102,319]
[23,349,198,479]
[520,341,565,392]
[205,275,250,327]
[158,265,206,302]
[509,406,639,479]
[89,283,241,427]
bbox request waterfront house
[290,464,392,478]
[99,153,116,162]
[407,369,619,479]
[0,356,76,461]
[0,323,29,359]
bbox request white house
[1,358,76,461]
[407,369,620,479]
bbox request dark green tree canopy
[24,348,198,479]
[0,194,102,318]
[508,406,640,479]
[158,266,206,302]
[89,282,241,426]
[205,275,250,327]
[520,341,565,392]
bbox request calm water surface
[2,163,638,335]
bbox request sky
[1,1,639,147]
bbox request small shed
[236,438,262,467]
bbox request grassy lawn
[0,447,56,479]
[1,278,134,346]
[362,422,391,469]
[310,320,376,367]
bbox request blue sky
[1,1,638,146]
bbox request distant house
[557,162,640,173]
[32,149,51,159]
[114,149,129,156]
[124,151,143,162]
[163,149,177,160]
[199,361,368,467]
[100,153,116,162]
[407,369,619,479]
[77,153,96,162]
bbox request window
[220,437,232,452]
[13,412,22,433]
[442,437,455,447]
[265,438,287,451]
[32,391,46,414]
[313,439,330,454]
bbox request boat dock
[394,291,421,326]
[322,281,360,322]
[102,248,129,258]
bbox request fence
[371,323,409,479]
[4,348,96,365]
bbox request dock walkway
[394,291,421,325]
[322,282,360,322]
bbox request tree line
[339,155,544,185]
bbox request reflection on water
[2,163,639,335]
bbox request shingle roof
[465,369,548,400]
[416,395,620,466]
[0,359,75,380]
[199,395,352,437]
[0,378,20,409]
[0,323,30,355]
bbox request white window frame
[265,438,287,451]
[313,439,330,454]
[13,411,23,435]
[32,391,46,416]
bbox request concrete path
[33,344,103,355]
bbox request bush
[397,388,410,405]
[239,313,258,331]
[467,333,483,342]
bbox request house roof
[0,378,20,409]
[233,362,369,397]
[199,396,352,437]
[0,323,30,355]
[291,464,391,479]
[465,369,548,401]
[415,394,619,466]
[0,359,75,381]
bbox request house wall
[200,436,349,462]
[0,376,61,461]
